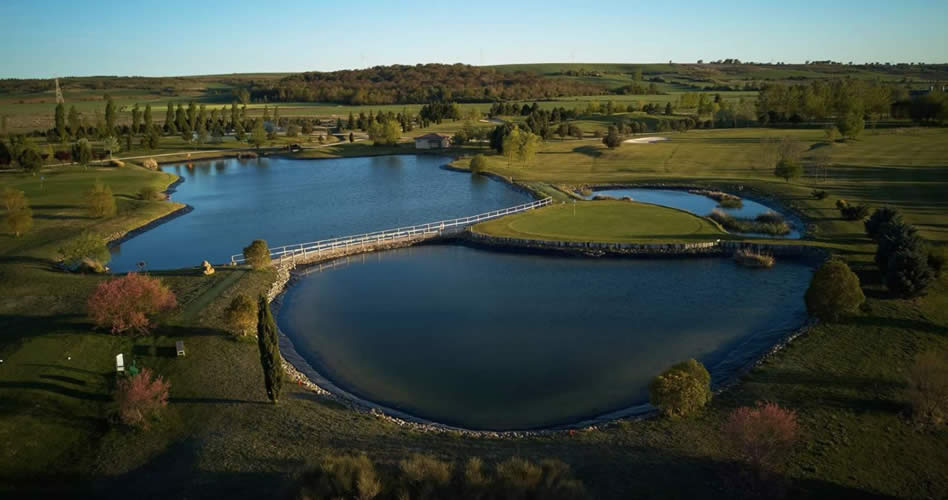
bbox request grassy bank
[0,131,946,499]
[473,200,728,243]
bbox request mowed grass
[0,127,946,498]
[473,200,727,243]
[460,127,948,243]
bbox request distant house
[414,133,451,149]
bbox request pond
[277,245,812,430]
[108,155,532,272]
[584,188,801,239]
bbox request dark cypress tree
[131,104,141,135]
[105,95,116,134]
[256,295,284,403]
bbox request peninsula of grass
[1,125,947,499]
[473,200,728,243]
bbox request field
[1,119,947,498]
[473,200,728,243]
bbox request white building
[414,133,451,149]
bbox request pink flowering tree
[87,273,177,334]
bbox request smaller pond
[584,188,801,239]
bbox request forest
[248,63,606,104]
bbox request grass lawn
[0,126,946,499]
[473,200,728,243]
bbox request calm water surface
[278,245,811,430]
[109,156,531,271]
[586,188,802,238]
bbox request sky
[1,0,946,78]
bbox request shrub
[59,231,110,272]
[875,221,924,273]
[602,126,622,148]
[469,154,488,174]
[142,158,158,170]
[718,197,743,209]
[243,239,271,270]
[709,209,790,236]
[114,367,169,429]
[773,158,802,182]
[495,457,587,500]
[864,207,903,241]
[2,187,33,237]
[885,248,935,297]
[399,454,453,499]
[836,199,869,220]
[4,207,33,237]
[87,273,177,334]
[724,402,799,475]
[54,150,72,162]
[138,185,163,201]
[804,258,865,321]
[18,148,44,174]
[224,294,257,337]
[1,187,28,212]
[905,351,948,426]
[85,180,117,218]
[754,211,785,225]
[649,359,711,418]
[298,454,381,500]
[811,189,828,200]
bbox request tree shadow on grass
[840,314,948,336]
[572,145,604,158]
[0,380,110,402]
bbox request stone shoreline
[263,232,825,438]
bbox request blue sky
[1,0,945,78]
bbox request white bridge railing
[229,197,553,264]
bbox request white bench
[116,353,125,373]
[176,341,185,357]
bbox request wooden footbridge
[229,197,552,265]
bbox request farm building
[414,133,451,149]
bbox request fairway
[473,200,727,242]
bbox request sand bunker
[623,136,668,144]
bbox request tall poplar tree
[144,104,153,131]
[67,105,80,137]
[256,295,283,403]
[131,104,141,134]
[54,103,66,141]
[165,103,176,133]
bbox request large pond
[278,245,812,430]
[585,188,801,239]
[109,156,531,271]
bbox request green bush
[836,199,869,221]
[298,454,381,500]
[648,359,711,418]
[886,249,935,298]
[138,186,163,201]
[224,294,257,337]
[773,158,802,182]
[59,232,109,272]
[242,239,271,270]
[469,154,488,174]
[805,258,865,321]
[811,189,828,200]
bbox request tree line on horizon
[247,63,605,105]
